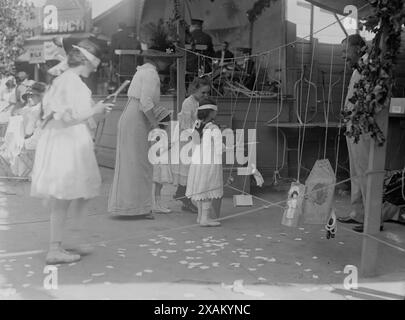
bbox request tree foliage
[0,0,35,72]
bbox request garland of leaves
[174,0,278,24]
[247,0,279,23]
[343,0,405,145]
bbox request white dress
[186,122,224,201]
[31,69,101,200]
[171,95,199,186]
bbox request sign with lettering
[28,45,46,64]
[42,1,87,34]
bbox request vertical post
[360,27,390,277]
[176,0,186,121]
[360,107,389,277]
[309,4,314,46]
[34,64,39,81]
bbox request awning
[305,0,372,18]
[24,32,93,45]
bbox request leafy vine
[343,0,405,145]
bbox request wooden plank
[176,0,186,121]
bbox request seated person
[169,42,199,91]
[214,41,234,66]
[19,82,47,149]
[0,79,17,124]
[236,47,256,90]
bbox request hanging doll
[281,183,304,227]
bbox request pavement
[0,168,404,300]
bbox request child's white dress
[186,122,224,201]
[153,148,173,185]
[31,69,101,200]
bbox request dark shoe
[337,217,359,224]
[353,224,384,233]
[144,213,155,220]
[181,204,198,214]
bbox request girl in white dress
[186,99,224,227]
[172,77,211,213]
[152,107,173,213]
[31,39,113,264]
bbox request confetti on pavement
[91,273,105,277]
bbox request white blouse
[43,69,93,122]
[127,63,161,113]
[178,95,198,130]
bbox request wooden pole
[176,0,186,121]
[34,64,39,82]
[360,27,391,278]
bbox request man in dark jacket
[214,41,234,65]
[110,22,141,84]
[189,19,214,74]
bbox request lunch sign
[41,0,90,35]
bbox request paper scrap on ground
[92,273,105,277]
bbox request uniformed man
[236,47,256,90]
[189,19,214,57]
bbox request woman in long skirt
[108,49,175,218]
[31,39,112,264]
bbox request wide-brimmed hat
[22,82,47,101]
[73,38,103,68]
[237,47,252,55]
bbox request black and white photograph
[0,0,404,304]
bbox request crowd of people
[0,34,227,265]
[1,23,402,266]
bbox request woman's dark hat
[237,47,252,55]
[191,19,204,26]
[140,45,183,59]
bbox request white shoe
[200,218,221,227]
[46,249,81,265]
[153,205,172,214]
[68,243,94,255]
